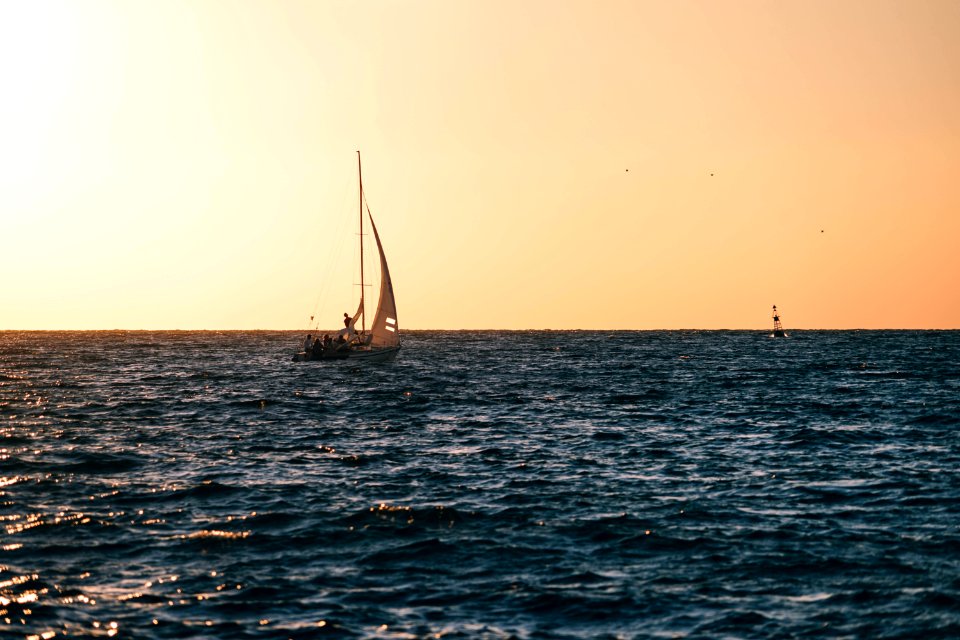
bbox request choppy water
[2,330,959,639]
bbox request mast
[358,151,365,334]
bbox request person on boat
[339,312,357,342]
[311,336,325,359]
[322,334,332,348]
[303,334,312,353]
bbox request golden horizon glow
[2,0,959,330]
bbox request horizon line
[2,327,958,332]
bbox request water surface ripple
[1,330,959,638]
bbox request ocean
[1,330,958,639]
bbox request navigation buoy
[772,305,787,338]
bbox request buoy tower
[772,305,786,337]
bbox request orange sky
[2,0,958,329]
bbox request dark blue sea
[2,330,959,639]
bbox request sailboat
[771,305,787,338]
[295,152,401,363]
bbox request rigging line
[308,169,353,330]
[322,191,352,325]
[309,217,345,326]
[358,150,365,334]
[361,186,374,217]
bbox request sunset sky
[2,0,958,330]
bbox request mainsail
[350,298,363,328]
[368,213,399,347]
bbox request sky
[2,0,959,330]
